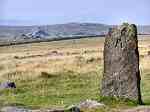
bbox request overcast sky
[0,0,150,25]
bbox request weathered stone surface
[1,106,31,112]
[0,106,65,112]
[122,106,150,112]
[67,99,104,112]
[0,100,104,112]
[101,23,142,103]
[77,99,105,109]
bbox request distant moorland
[0,23,150,43]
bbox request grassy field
[0,35,150,111]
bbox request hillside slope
[0,23,149,41]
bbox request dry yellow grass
[0,36,149,80]
[0,37,104,80]
[0,36,150,79]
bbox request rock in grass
[1,106,30,112]
[67,99,105,111]
[122,106,150,112]
[101,23,142,104]
[78,99,105,109]
[1,100,104,112]
[0,81,16,89]
[1,107,65,112]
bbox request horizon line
[0,22,149,27]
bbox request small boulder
[0,82,16,89]
[78,99,105,109]
[67,100,105,112]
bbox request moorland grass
[0,37,150,111]
[0,70,101,108]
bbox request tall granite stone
[101,23,142,103]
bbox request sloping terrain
[0,23,149,45]
[0,23,109,40]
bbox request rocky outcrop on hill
[21,28,49,39]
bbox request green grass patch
[99,96,138,108]
[0,68,150,111]
[0,71,101,108]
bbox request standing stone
[101,23,142,103]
